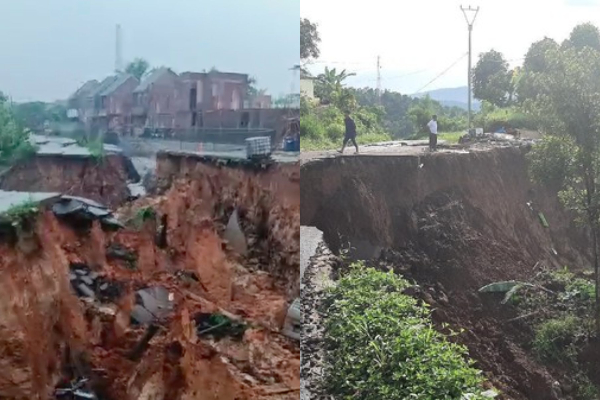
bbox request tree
[315,67,356,105]
[523,37,559,73]
[564,23,600,51]
[12,102,67,131]
[247,76,259,99]
[0,95,36,165]
[301,18,321,61]
[125,58,150,80]
[517,38,559,104]
[472,50,512,107]
[527,39,600,333]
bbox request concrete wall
[300,78,315,99]
[146,71,185,130]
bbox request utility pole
[460,5,479,131]
[376,55,382,104]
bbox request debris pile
[69,262,122,302]
[0,154,300,399]
[0,135,138,208]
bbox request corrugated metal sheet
[0,190,60,214]
[29,135,122,158]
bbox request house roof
[98,73,136,96]
[179,71,248,81]
[134,68,175,93]
[87,76,119,98]
[69,80,99,100]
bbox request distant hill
[413,86,481,111]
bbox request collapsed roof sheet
[29,135,122,158]
[0,190,60,214]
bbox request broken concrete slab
[130,305,156,325]
[223,209,247,256]
[131,286,173,324]
[0,190,61,215]
[51,196,123,228]
[300,226,323,281]
[282,298,300,340]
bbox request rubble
[0,135,140,208]
[0,151,299,399]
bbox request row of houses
[67,68,273,135]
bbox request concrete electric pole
[460,5,479,131]
[376,55,382,104]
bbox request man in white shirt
[427,115,438,152]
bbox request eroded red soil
[0,155,299,400]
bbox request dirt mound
[301,147,593,399]
[0,156,299,399]
[152,152,300,299]
[0,154,131,208]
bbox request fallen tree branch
[506,311,540,323]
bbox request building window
[189,88,197,110]
[232,89,240,111]
[197,80,203,102]
[240,112,249,128]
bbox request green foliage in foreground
[300,101,391,150]
[532,315,582,363]
[0,200,39,229]
[323,266,487,400]
[0,96,37,166]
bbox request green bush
[527,136,576,188]
[300,104,391,150]
[323,265,486,399]
[474,106,538,132]
[532,316,581,363]
[0,99,37,165]
[0,199,39,230]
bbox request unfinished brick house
[69,70,251,134]
[131,68,184,134]
[68,74,139,134]
[93,74,139,134]
[67,80,99,121]
[177,71,249,129]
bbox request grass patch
[86,137,105,161]
[301,132,391,151]
[439,131,465,144]
[128,206,157,230]
[322,265,487,399]
[532,315,582,363]
[0,199,39,230]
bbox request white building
[300,77,315,99]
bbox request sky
[302,0,600,94]
[0,0,299,103]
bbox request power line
[413,53,468,94]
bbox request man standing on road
[339,111,359,154]
[427,114,438,152]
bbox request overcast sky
[0,0,299,103]
[302,0,600,94]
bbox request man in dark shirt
[339,112,359,154]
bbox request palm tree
[316,67,356,104]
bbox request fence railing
[118,128,279,157]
